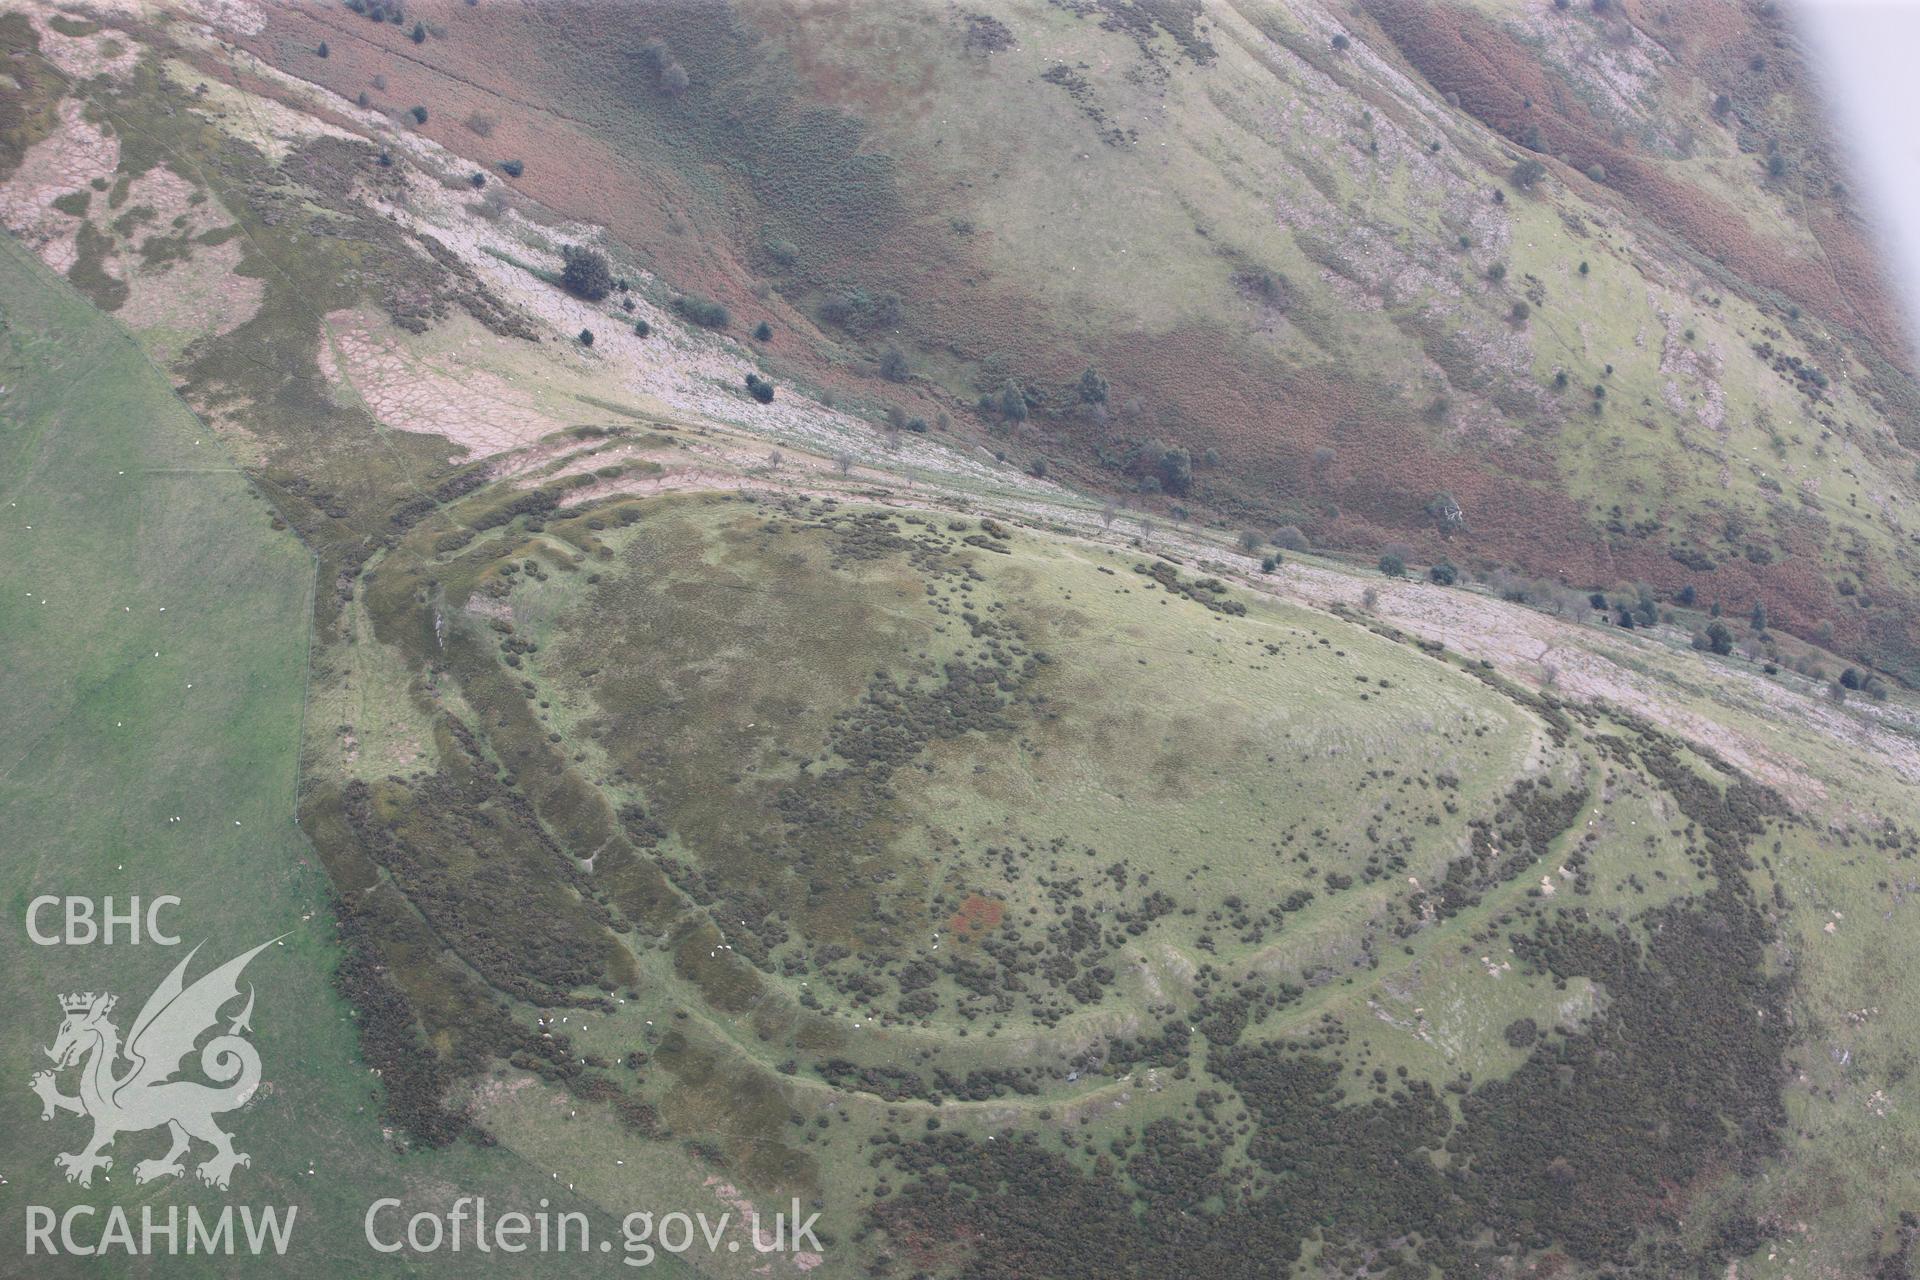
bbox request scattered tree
[1146,442,1192,496]
[578,328,595,346]
[753,320,773,342]
[1272,525,1310,551]
[500,158,524,177]
[1077,365,1109,406]
[560,245,613,301]
[997,379,1028,422]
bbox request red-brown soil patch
[946,894,1004,937]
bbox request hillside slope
[244,0,1920,684]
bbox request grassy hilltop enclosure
[5,1,1920,1278]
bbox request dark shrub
[1272,525,1309,551]
[674,295,729,329]
[819,288,901,334]
[996,379,1028,422]
[1078,366,1109,405]
[560,245,613,301]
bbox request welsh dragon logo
[29,938,280,1191]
